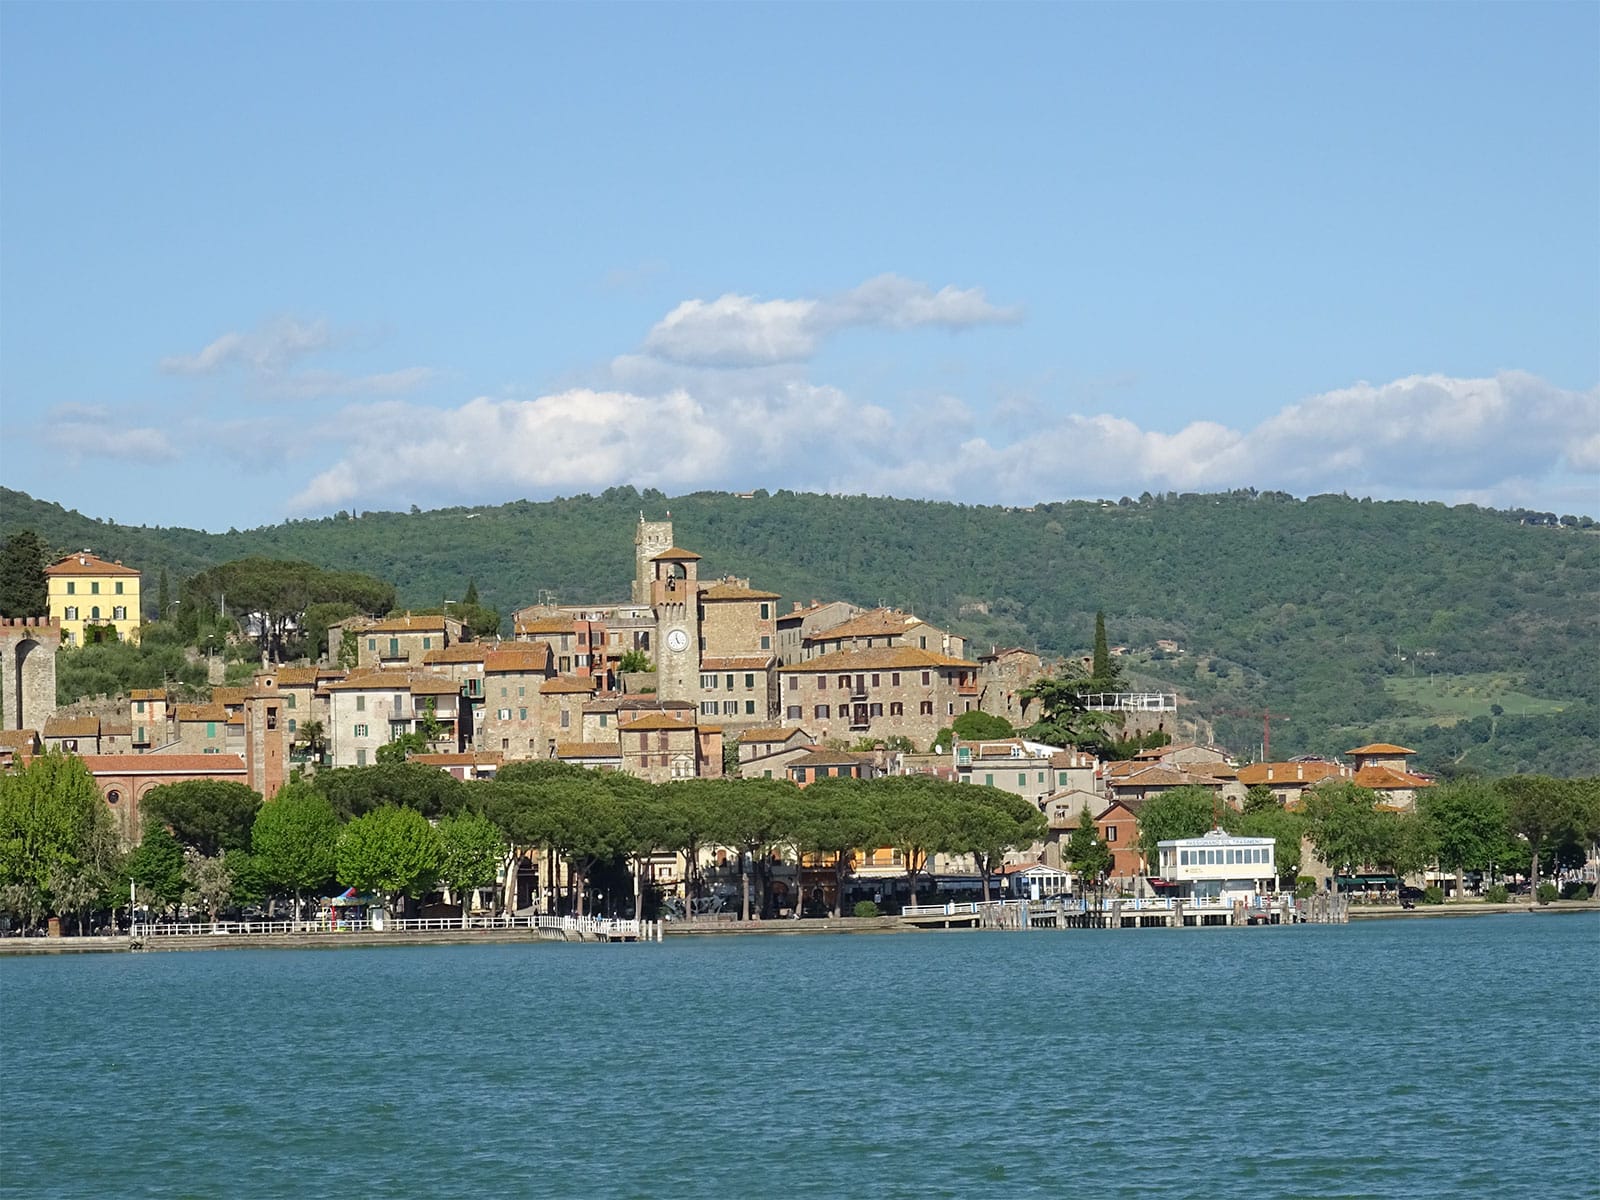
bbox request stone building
[775,600,860,666]
[129,688,171,750]
[343,614,461,670]
[801,607,966,661]
[42,714,102,755]
[777,645,981,749]
[974,647,1046,726]
[479,644,556,759]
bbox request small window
[744,673,755,689]
[891,672,901,686]
[786,706,801,719]
[423,637,432,650]
[285,693,296,709]
[107,789,121,805]
[985,773,994,787]
[723,700,737,716]
[760,635,771,650]
[814,704,830,719]
[921,672,930,686]
[1018,773,1027,786]
[701,701,718,716]
[368,638,376,650]
[890,702,904,716]
[64,606,78,620]
[113,606,127,620]
[559,710,569,728]
[521,708,530,721]
[206,721,216,737]
[66,582,75,595]
[744,700,755,715]
[818,677,826,690]
[919,701,933,716]
[91,582,100,595]
[91,606,101,620]
[116,581,124,594]
[759,603,770,620]
[135,701,145,714]
[288,719,297,733]
[354,723,368,737]
[356,748,367,767]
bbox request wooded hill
[4,485,1596,777]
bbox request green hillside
[4,485,1597,775]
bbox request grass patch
[1385,673,1570,724]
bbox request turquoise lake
[2,914,1596,1199]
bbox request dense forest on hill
[4,485,1596,776]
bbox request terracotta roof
[650,546,702,561]
[363,614,450,634]
[778,646,977,673]
[803,608,925,642]
[1109,765,1212,788]
[1050,750,1096,767]
[423,643,490,664]
[699,656,775,671]
[0,730,41,751]
[77,753,247,774]
[411,752,503,767]
[541,675,597,695]
[1184,761,1239,780]
[555,741,624,759]
[790,749,870,769]
[45,553,140,577]
[130,688,167,701]
[699,582,781,601]
[1236,761,1350,787]
[515,617,576,635]
[226,713,245,726]
[620,712,694,732]
[1136,742,1194,759]
[210,687,246,706]
[618,697,694,711]
[271,668,318,686]
[44,715,100,737]
[407,676,463,696]
[101,719,132,735]
[1348,743,1417,757]
[485,644,552,673]
[175,703,227,721]
[1352,765,1433,790]
[582,698,622,713]
[736,727,805,744]
[323,671,416,692]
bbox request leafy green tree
[950,785,1048,903]
[141,780,262,857]
[1499,776,1598,897]
[1419,780,1505,899]
[0,749,119,924]
[337,805,444,915]
[615,781,678,921]
[182,849,234,921]
[314,762,465,820]
[951,711,1015,742]
[617,648,653,673]
[1235,804,1305,885]
[129,826,187,917]
[251,785,340,914]
[156,568,170,620]
[1136,785,1225,874]
[792,778,884,917]
[0,529,48,617]
[1019,668,1114,751]
[376,731,431,764]
[1241,784,1278,816]
[700,777,796,920]
[875,776,959,908]
[1064,804,1111,902]
[179,557,395,662]
[1302,782,1383,887]
[437,811,507,925]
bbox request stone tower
[0,617,60,732]
[243,676,288,801]
[649,547,702,703]
[633,514,674,605]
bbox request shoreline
[2,899,1594,956]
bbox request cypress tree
[463,578,479,606]
[0,530,49,617]
[1092,611,1111,683]
[157,568,171,619]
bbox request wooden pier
[899,894,1348,930]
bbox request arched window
[91,606,101,620]
[288,718,297,733]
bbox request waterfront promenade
[3,898,1594,954]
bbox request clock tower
[648,543,703,704]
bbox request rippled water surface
[3,914,1596,1198]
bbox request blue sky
[2,2,1596,529]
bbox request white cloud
[158,317,432,400]
[286,370,1595,516]
[40,406,179,463]
[642,274,1020,366]
[160,317,332,375]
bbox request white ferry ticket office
[1155,828,1277,901]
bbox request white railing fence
[130,914,662,941]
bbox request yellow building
[46,552,142,646]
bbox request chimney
[1297,764,1304,781]
[1267,767,1274,781]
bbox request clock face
[666,628,689,653]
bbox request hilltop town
[9,512,1552,911]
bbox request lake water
[2,914,1596,1199]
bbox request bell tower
[650,547,702,703]
[633,514,674,605]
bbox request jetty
[900,893,1349,930]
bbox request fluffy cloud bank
[287,370,1597,515]
[642,274,1021,366]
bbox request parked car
[1398,885,1426,902]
